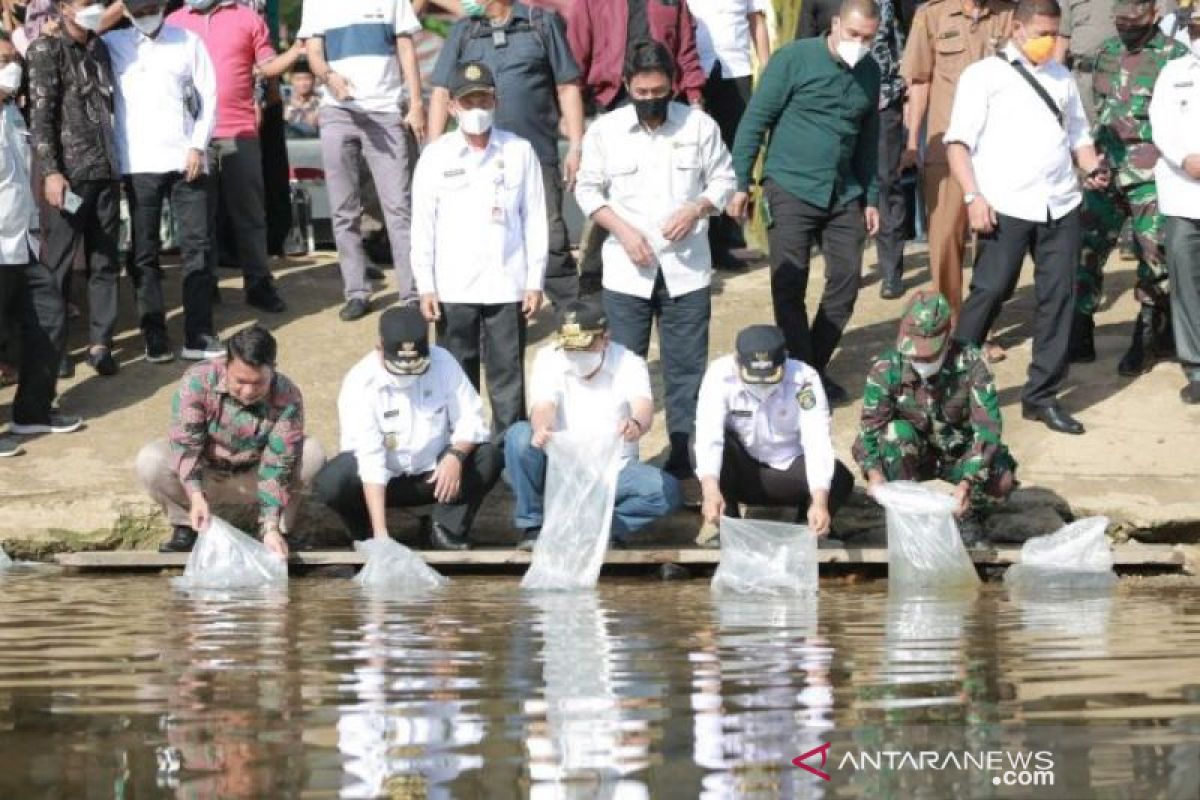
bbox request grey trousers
[207,137,271,290]
[318,106,415,303]
[1166,215,1200,383]
[135,438,326,531]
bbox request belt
[204,457,257,477]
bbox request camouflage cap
[896,291,952,360]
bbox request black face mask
[12,3,27,24]
[1116,24,1154,49]
[633,95,670,124]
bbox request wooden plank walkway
[54,542,1188,571]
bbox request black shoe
[181,334,224,361]
[87,347,119,376]
[1068,313,1096,364]
[144,329,175,364]
[1118,306,1157,377]
[516,527,540,551]
[1022,402,1085,435]
[712,253,748,271]
[879,278,904,300]
[10,413,84,435]
[159,525,198,553]
[426,520,470,551]
[821,376,850,406]
[339,298,371,321]
[1181,382,1200,405]
[664,433,695,480]
[58,355,74,379]
[0,434,25,458]
[246,283,287,313]
[365,266,386,281]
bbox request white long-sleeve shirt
[694,355,835,491]
[104,25,217,175]
[0,103,38,265]
[411,128,547,304]
[575,102,736,300]
[1150,53,1200,220]
[337,348,491,485]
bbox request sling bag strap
[1007,58,1064,128]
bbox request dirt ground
[1,241,1198,554]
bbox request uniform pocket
[606,159,639,199]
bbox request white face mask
[565,350,604,378]
[457,106,494,135]
[390,374,419,390]
[744,381,780,402]
[911,351,948,381]
[836,39,871,68]
[0,63,23,95]
[73,4,105,32]
[129,11,165,37]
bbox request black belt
[204,458,257,477]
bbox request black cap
[449,61,496,99]
[379,307,431,376]
[126,0,165,13]
[735,325,786,384]
[556,299,608,350]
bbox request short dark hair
[227,325,277,369]
[1015,0,1062,23]
[623,40,675,83]
[838,0,881,22]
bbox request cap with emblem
[735,325,787,384]
[450,61,496,99]
[556,299,608,351]
[379,307,431,376]
[897,290,952,360]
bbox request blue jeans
[503,422,682,540]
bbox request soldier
[1070,0,1188,375]
[853,291,1017,542]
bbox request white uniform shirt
[411,128,547,304]
[1150,53,1200,220]
[528,341,652,468]
[694,355,835,491]
[104,25,217,175]
[575,103,736,300]
[688,0,769,79]
[0,103,38,265]
[337,347,491,485]
[944,43,1091,223]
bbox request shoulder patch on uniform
[797,385,817,411]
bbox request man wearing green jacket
[729,0,882,405]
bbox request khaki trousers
[135,438,326,531]
[923,161,971,316]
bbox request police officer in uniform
[313,307,502,551]
[694,324,855,545]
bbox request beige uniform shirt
[900,0,1017,164]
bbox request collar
[452,127,501,158]
[949,0,997,19]
[1003,41,1036,69]
[58,27,91,50]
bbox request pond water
[0,573,1197,799]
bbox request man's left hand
[522,290,543,321]
[807,502,831,537]
[262,527,290,559]
[864,206,881,237]
[662,203,701,242]
[1083,168,1111,191]
[563,146,582,192]
[428,453,463,503]
[405,102,426,143]
[184,149,205,183]
[952,481,971,519]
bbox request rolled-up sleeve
[574,122,609,218]
[796,376,834,492]
[693,363,728,481]
[698,115,736,213]
[410,148,439,295]
[943,64,986,150]
[520,146,548,291]
[338,371,390,486]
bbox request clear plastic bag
[874,481,980,591]
[521,432,623,592]
[0,545,11,570]
[711,517,818,596]
[1004,516,1116,592]
[354,536,447,594]
[173,517,288,590]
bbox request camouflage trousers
[873,420,1017,507]
[1076,181,1169,316]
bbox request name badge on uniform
[1176,81,1194,88]
[444,168,466,178]
[797,386,817,411]
[491,161,507,225]
[384,409,399,419]
[384,433,400,451]
[731,409,753,418]
[939,30,961,40]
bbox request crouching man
[852,291,1017,543]
[695,324,855,545]
[136,325,325,555]
[313,307,501,551]
[504,299,682,549]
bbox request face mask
[72,4,106,32]
[130,11,165,38]
[0,63,22,95]
[836,40,870,68]
[457,106,494,135]
[391,374,418,390]
[1116,24,1153,49]
[744,382,780,402]
[565,350,604,378]
[633,95,670,125]
[12,3,26,24]
[911,351,948,381]
[461,0,488,16]
[1021,34,1056,66]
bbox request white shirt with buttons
[411,128,547,305]
[575,102,736,300]
[1150,53,1200,220]
[694,355,835,491]
[944,43,1092,223]
[337,347,491,485]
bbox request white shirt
[1160,13,1192,47]
[411,128,547,304]
[944,44,1091,223]
[337,347,491,485]
[0,103,38,265]
[528,341,652,468]
[689,0,769,79]
[301,0,421,114]
[694,356,835,491]
[575,103,736,300]
[1150,54,1200,220]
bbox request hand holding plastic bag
[173,517,288,590]
[355,536,447,594]
[1005,516,1116,592]
[712,517,818,596]
[521,431,623,591]
[874,481,980,591]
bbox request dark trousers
[0,259,61,425]
[763,179,865,372]
[603,277,710,438]
[703,65,753,259]
[719,434,855,521]
[312,445,501,539]
[876,99,907,285]
[436,302,527,434]
[956,208,1081,407]
[207,137,271,291]
[125,171,214,344]
[541,162,578,309]
[44,178,121,349]
[259,101,293,257]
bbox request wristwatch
[444,447,468,464]
[964,192,980,206]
